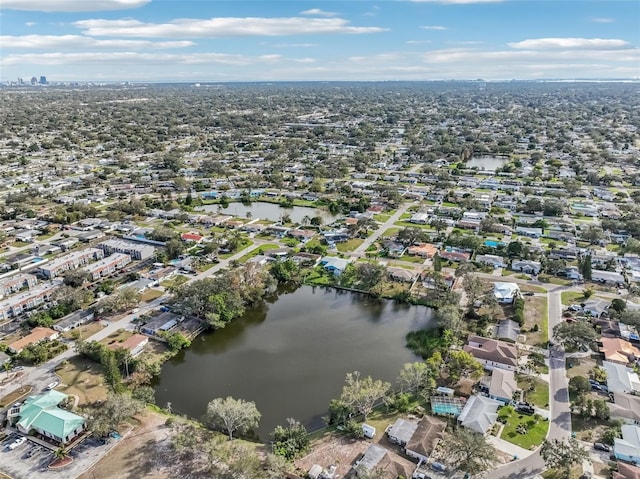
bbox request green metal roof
[17,390,85,441]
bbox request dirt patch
[566,356,597,380]
[0,384,33,408]
[56,357,108,406]
[295,432,369,477]
[79,410,171,479]
[524,296,548,347]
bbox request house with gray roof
[457,395,501,434]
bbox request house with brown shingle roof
[407,243,438,258]
[614,462,640,479]
[464,334,518,371]
[8,327,59,354]
[405,416,446,463]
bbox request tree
[433,253,442,271]
[165,238,185,260]
[553,321,598,352]
[271,418,309,460]
[339,371,391,421]
[86,393,143,437]
[62,269,91,287]
[397,361,437,397]
[610,298,626,314]
[580,255,592,281]
[269,258,301,284]
[206,396,261,440]
[540,439,588,479]
[100,349,124,393]
[434,304,464,336]
[444,350,483,384]
[582,225,604,245]
[568,376,591,395]
[440,428,497,474]
[131,385,156,405]
[397,227,427,246]
[353,262,385,292]
[162,331,191,351]
[462,274,485,311]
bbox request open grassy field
[141,289,164,302]
[56,357,109,406]
[523,296,548,347]
[561,291,585,305]
[336,239,364,252]
[518,376,550,408]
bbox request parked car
[594,442,611,452]
[430,462,446,473]
[516,404,536,415]
[7,437,26,450]
[45,381,59,391]
[523,291,535,296]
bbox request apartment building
[98,239,155,260]
[0,273,38,298]
[83,253,131,281]
[0,280,62,321]
[38,248,104,279]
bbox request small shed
[362,423,376,439]
[308,465,323,479]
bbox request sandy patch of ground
[79,410,171,479]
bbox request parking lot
[1,432,122,479]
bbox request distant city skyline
[0,0,639,82]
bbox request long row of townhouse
[0,280,62,322]
[0,273,38,299]
[38,248,104,279]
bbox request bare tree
[206,396,261,440]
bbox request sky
[0,0,639,82]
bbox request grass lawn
[305,270,333,286]
[56,357,109,406]
[542,466,583,479]
[337,239,364,252]
[518,283,547,293]
[524,296,548,347]
[141,288,163,302]
[161,274,188,289]
[138,339,170,365]
[382,228,400,238]
[373,214,391,222]
[498,406,548,449]
[517,376,550,408]
[561,291,585,306]
[100,329,134,348]
[11,241,30,247]
[237,243,280,263]
[393,221,433,230]
[394,254,425,264]
[538,274,572,286]
[0,385,33,408]
[62,321,104,340]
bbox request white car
[8,437,26,450]
[45,381,59,391]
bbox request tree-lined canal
[154,286,433,439]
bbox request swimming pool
[432,404,461,415]
[485,240,505,248]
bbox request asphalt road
[493,288,572,479]
[352,202,412,255]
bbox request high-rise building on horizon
[39,76,47,85]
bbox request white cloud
[0,51,311,66]
[0,0,149,12]
[299,8,337,17]
[508,38,631,50]
[271,43,318,48]
[0,34,194,49]
[25,21,36,26]
[592,17,615,23]
[421,25,447,30]
[410,0,505,4]
[407,40,432,44]
[74,17,387,37]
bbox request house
[600,338,640,365]
[614,425,640,466]
[613,462,640,479]
[109,333,149,357]
[464,335,518,371]
[386,418,418,445]
[8,327,59,354]
[592,269,626,286]
[404,416,446,463]
[7,390,85,445]
[387,267,417,283]
[595,319,621,338]
[383,240,405,258]
[609,392,640,425]
[476,254,506,269]
[493,282,520,304]
[583,299,611,317]
[497,319,520,343]
[457,395,501,434]
[407,243,438,258]
[604,361,640,394]
[488,368,517,404]
[320,257,350,276]
[99,239,155,260]
[511,260,542,275]
[439,249,471,262]
[0,273,38,298]
[353,444,413,479]
[53,310,95,333]
[515,226,542,238]
[181,232,204,243]
[288,229,316,243]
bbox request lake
[466,156,509,171]
[198,201,338,224]
[154,286,433,439]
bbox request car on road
[45,381,59,391]
[7,437,26,450]
[131,308,140,314]
[594,442,611,452]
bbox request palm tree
[301,215,311,226]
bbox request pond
[198,201,338,224]
[466,156,509,171]
[154,286,433,439]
